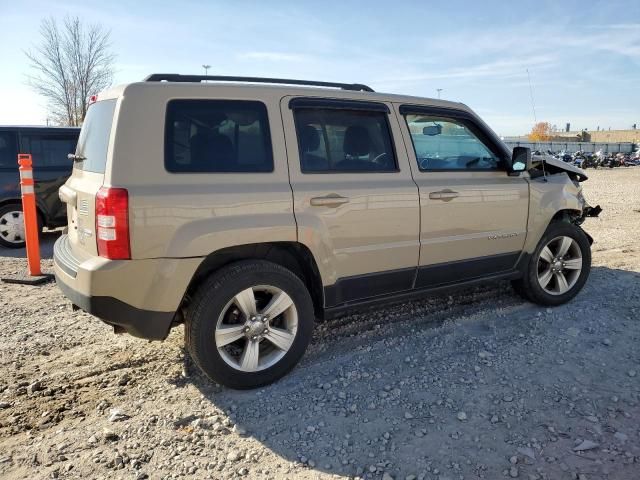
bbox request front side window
[0,132,17,168]
[165,100,273,173]
[21,135,77,168]
[405,114,501,171]
[293,108,397,172]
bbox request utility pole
[202,64,211,75]
[436,88,443,99]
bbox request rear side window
[75,99,117,173]
[21,134,77,168]
[165,100,273,173]
[293,109,397,172]
[0,132,17,168]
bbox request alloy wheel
[536,235,583,295]
[215,285,298,372]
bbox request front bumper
[53,235,201,340]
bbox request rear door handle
[310,194,350,207]
[429,190,459,201]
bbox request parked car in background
[0,126,80,248]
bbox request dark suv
[0,126,80,248]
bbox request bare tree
[25,17,115,126]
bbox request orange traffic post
[18,154,42,275]
[1,154,52,285]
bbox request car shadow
[180,266,640,479]
[0,230,60,260]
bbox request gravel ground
[1,168,639,480]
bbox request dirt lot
[1,168,639,480]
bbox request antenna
[526,68,537,124]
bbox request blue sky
[0,0,638,135]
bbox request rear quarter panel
[108,83,297,260]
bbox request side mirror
[423,124,442,136]
[510,146,532,173]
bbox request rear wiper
[67,153,86,162]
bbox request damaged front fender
[531,155,589,182]
[523,172,601,254]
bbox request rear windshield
[75,99,116,173]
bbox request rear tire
[512,221,591,306]
[185,260,315,389]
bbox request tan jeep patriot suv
[54,74,601,389]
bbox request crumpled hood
[533,154,589,182]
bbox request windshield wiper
[67,153,86,162]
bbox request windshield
[75,99,116,173]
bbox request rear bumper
[55,274,175,340]
[53,235,202,340]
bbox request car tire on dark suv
[0,204,44,249]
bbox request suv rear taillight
[96,187,130,260]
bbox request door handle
[429,190,459,201]
[310,194,350,207]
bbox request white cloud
[375,55,556,86]
[586,23,640,30]
[237,52,310,62]
[0,86,47,125]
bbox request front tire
[512,221,591,306]
[185,260,315,389]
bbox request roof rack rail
[143,74,374,92]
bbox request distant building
[548,129,639,144]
